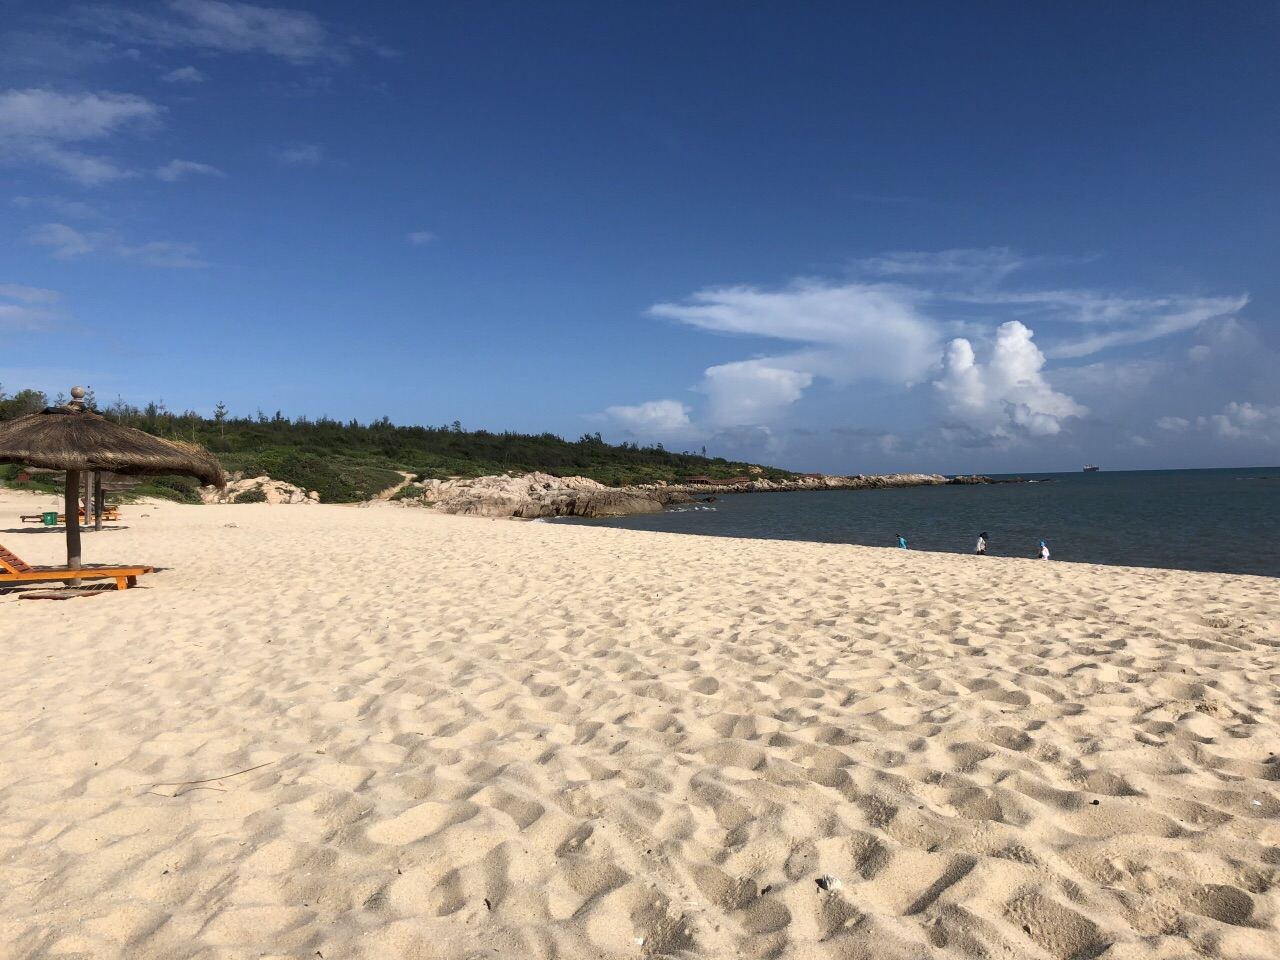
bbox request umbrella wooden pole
[65,468,82,579]
[94,474,105,531]
[84,471,93,527]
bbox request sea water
[571,467,1280,578]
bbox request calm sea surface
[566,467,1280,578]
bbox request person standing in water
[1039,540,1050,560]
[898,535,907,549]
[976,532,987,555]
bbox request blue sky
[2,1,1278,473]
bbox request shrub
[391,483,424,501]
[131,474,203,504]
[233,485,267,504]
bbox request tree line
[0,384,794,502]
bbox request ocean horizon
[568,466,1280,578]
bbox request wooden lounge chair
[0,542,153,591]
[20,505,122,524]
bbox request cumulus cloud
[933,321,1086,439]
[84,0,345,64]
[163,65,207,82]
[696,360,814,427]
[604,400,694,436]
[1156,416,1191,432]
[156,158,225,181]
[600,249,1250,464]
[1196,402,1280,443]
[0,88,160,185]
[25,222,206,268]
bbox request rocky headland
[408,471,1004,519]
[197,470,1011,517]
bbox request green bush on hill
[1,384,798,503]
[130,474,203,504]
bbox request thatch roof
[0,404,227,488]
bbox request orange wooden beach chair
[0,542,153,591]
[20,502,122,525]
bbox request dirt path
[375,471,418,501]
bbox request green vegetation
[0,462,62,495]
[233,485,267,504]
[1,383,796,503]
[129,475,204,505]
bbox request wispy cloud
[407,231,436,245]
[0,284,60,305]
[12,195,105,219]
[0,284,63,332]
[274,143,323,166]
[0,88,160,185]
[82,0,347,64]
[854,247,1027,285]
[163,65,208,82]
[26,222,207,268]
[156,158,225,181]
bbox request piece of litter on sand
[1252,799,1263,806]
[816,875,842,892]
[634,937,645,946]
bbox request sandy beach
[1,489,1277,959]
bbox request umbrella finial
[69,386,86,410]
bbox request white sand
[2,490,1278,959]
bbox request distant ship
[1083,464,1100,472]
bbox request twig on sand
[150,761,275,796]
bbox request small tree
[214,400,228,437]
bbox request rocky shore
[196,470,1011,518]
[411,471,1004,519]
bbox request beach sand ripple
[2,501,1278,958]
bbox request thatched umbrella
[0,387,226,570]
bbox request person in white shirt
[1039,540,1050,560]
[976,532,987,555]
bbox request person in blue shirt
[898,534,907,549]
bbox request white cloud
[933,321,1086,438]
[602,249,1249,458]
[0,88,160,185]
[1196,402,1280,443]
[25,222,206,268]
[855,247,1026,285]
[407,231,436,245]
[604,400,693,435]
[697,360,814,427]
[650,280,940,383]
[156,158,225,181]
[26,223,95,259]
[0,284,60,304]
[85,0,344,64]
[1156,416,1190,432]
[274,143,323,166]
[0,284,62,332]
[163,65,207,82]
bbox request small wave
[668,504,717,513]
